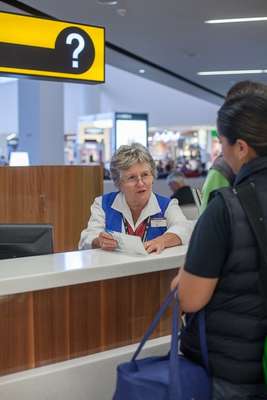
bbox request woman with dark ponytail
[172,90,267,399]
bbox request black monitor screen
[0,224,53,260]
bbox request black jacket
[181,156,267,384]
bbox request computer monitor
[0,224,53,260]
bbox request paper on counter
[109,231,148,256]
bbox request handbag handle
[131,289,176,362]
[132,289,209,400]
[169,292,182,399]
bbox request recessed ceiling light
[139,69,145,74]
[198,70,265,76]
[97,0,118,5]
[205,17,267,24]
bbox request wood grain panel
[69,282,101,358]
[131,272,161,341]
[0,269,177,377]
[33,287,69,366]
[0,167,44,221]
[0,293,34,375]
[0,166,103,252]
[101,276,132,350]
[41,166,103,252]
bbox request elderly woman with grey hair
[79,143,193,254]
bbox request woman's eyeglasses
[122,172,153,185]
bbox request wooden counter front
[0,247,186,377]
[0,269,177,376]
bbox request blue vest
[102,191,170,241]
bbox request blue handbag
[113,290,212,400]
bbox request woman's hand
[144,232,182,254]
[92,231,118,251]
[144,236,165,254]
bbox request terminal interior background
[1,0,267,181]
[1,1,266,188]
[0,64,219,185]
[2,0,264,182]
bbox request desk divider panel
[0,165,102,252]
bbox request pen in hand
[98,231,118,251]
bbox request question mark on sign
[66,33,85,68]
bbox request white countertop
[0,246,187,296]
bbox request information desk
[0,247,186,376]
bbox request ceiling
[1,0,267,105]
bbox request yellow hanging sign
[0,11,105,83]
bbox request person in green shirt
[200,154,234,213]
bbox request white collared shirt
[78,192,193,249]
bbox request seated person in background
[167,171,195,206]
[79,143,193,254]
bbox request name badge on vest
[150,218,167,228]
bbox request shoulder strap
[212,156,235,184]
[234,181,267,305]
